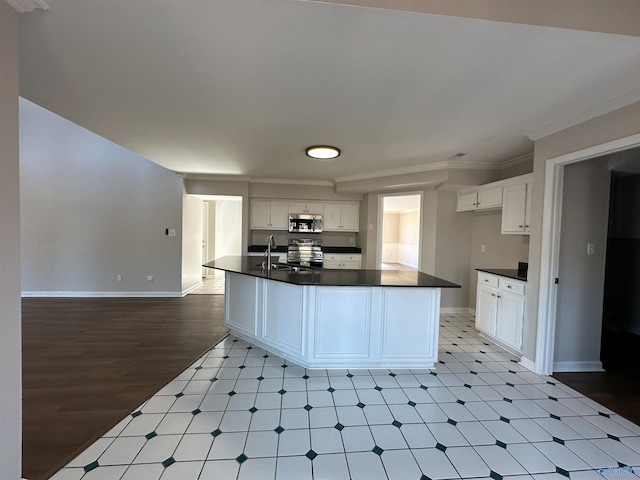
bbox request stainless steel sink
[256,262,312,272]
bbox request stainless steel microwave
[288,214,323,233]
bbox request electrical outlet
[116,274,122,281]
[147,275,154,281]
[480,244,486,253]
[587,243,595,255]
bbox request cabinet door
[323,203,343,230]
[457,191,478,212]
[501,183,527,234]
[476,284,498,335]
[288,202,306,214]
[268,201,289,229]
[340,203,360,231]
[250,200,271,229]
[524,182,532,233]
[495,291,524,351]
[306,202,325,215]
[477,187,502,210]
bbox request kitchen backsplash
[250,230,357,247]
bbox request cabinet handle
[484,279,489,282]
[497,295,501,299]
[491,293,496,297]
[518,225,523,228]
[507,285,512,289]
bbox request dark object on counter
[518,262,528,276]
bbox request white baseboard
[519,356,536,373]
[21,291,184,298]
[181,282,204,296]
[553,360,604,372]
[440,307,474,314]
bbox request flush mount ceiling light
[306,145,341,160]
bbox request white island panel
[381,288,439,360]
[225,272,259,337]
[263,280,305,356]
[313,287,371,358]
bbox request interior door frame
[535,132,640,375]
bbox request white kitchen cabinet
[501,181,532,235]
[476,284,498,336]
[475,272,525,354]
[323,254,361,269]
[250,199,289,230]
[456,187,502,212]
[288,202,324,214]
[324,202,359,231]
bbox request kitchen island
[204,256,460,369]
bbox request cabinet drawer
[478,272,498,288]
[499,278,525,296]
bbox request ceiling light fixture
[306,145,341,160]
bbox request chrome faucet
[263,235,277,271]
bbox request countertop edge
[476,268,527,282]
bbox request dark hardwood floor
[553,370,640,427]
[22,295,228,480]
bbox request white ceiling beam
[4,0,48,13]
[305,0,640,37]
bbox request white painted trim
[4,0,48,13]
[553,361,604,372]
[440,307,473,314]
[519,356,536,373]
[21,291,184,298]
[182,282,204,296]
[535,132,640,376]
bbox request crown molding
[4,0,48,13]
[249,177,335,187]
[500,152,534,168]
[178,173,251,182]
[526,85,640,141]
[178,173,334,187]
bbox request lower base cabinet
[475,272,525,354]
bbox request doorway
[378,193,421,271]
[193,195,242,295]
[536,133,640,376]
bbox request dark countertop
[476,268,527,282]
[248,245,362,254]
[206,256,460,288]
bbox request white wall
[382,212,399,262]
[20,99,185,296]
[0,3,22,478]
[468,210,530,308]
[553,158,610,371]
[433,190,473,308]
[398,210,420,268]
[215,199,242,258]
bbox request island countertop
[204,256,460,288]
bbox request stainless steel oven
[288,214,323,233]
[287,238,323,267]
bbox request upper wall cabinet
[250,199,289,230]
[457,187,503,212]
[502,181,532,235]
[456,173,533,235]
[324,202,360,232]
[288,202,325,215]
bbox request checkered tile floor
[50,313,640,480]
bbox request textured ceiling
[17,0,640,184]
